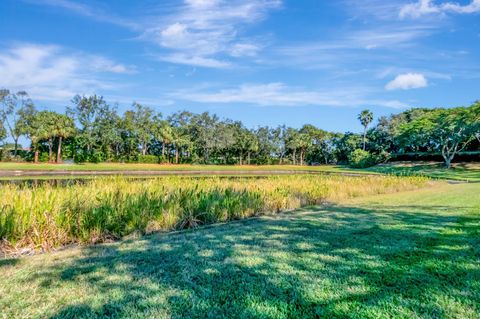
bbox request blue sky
[1,0,479,134]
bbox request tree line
[0,89,479,168]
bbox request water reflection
[0,175,276,188]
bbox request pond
[0,174,280,188]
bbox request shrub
[348,149,376,168]
[137,155,160,164]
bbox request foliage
[1,89,479,167]
[398,105,479,168]
[137,154,160,164]
[0,174,427,253]
[358,109,373,150]
[348,149,376,168]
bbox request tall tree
[285,128,300,165]
[130,103,155,156]
[358,110,373,150]
[68,95,108,159]
[52,114,76,163]
[0,90,34,156]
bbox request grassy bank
[362,162,480,182]
[0,175,427,254]
[1,182,478,318]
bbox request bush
[137,155,160,164]
[348,149,376,168]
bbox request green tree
[399,106,478,168]
[358,109,373,150]
[154,120,173,160]
[68,95,108,160]
[131,103,156,156]
[24,110,52,163]
[52,114,76,163]
[0,90,34,156]
[285,128,300,165]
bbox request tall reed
[0,175,428,253]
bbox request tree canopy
[0,89,478,167]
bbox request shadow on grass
[0,258,19,268]
[16,204,480,318]
[350,163,480,182]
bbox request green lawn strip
[356,163,480,182]
[1,182,479,318]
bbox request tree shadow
[10,204,480,318]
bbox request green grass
[359,162,480,182]
[1,182,479,318]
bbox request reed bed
[0,174,428,254]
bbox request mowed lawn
[361,162,480,182]
[1,182,479,318]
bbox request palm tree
[358,109,373,150]
[53,114,75,163]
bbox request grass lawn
[357,162,480,182]
[1,182,479,318]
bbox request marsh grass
[0,175,428,254]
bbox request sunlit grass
[361,162,480,182]
[0,175,427,253]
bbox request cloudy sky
[1,0,479,132]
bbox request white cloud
[400,0,480,19]
[385,73,428,90]
[23,0,139,29]
[185,0,220,8]
[158,54,230,68]
[172,82,408,108]
[229,43,262,57]
[0,43,133,101]
[143,0,281,67]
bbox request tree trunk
[142,144,147,156]
[247,152,251,165]
[34,149,39,164]
[175,146,179,164]
[444,156,452,169]
[239,152,243,165]
[441,143,458,169]
[292,149,296,165]
[48,139,53,163]
[56,136,63,163]
[13,138,18,157]
[362,127,367,150]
